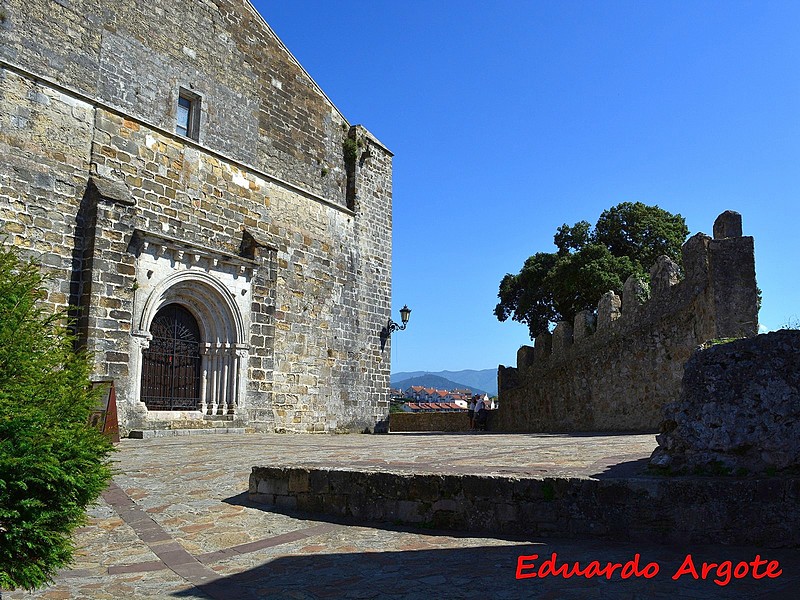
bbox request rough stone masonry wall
[495,212,759,432]
[651,330,800,473]
[0,68,93,317]
[0,0,349,202]
[0,0,393,433]
[343,126,393,431]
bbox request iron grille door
[141,304,202,410]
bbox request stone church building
[0,0,393,434]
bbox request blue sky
[256,1,800,374]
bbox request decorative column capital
[131,331,152,350]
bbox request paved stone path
[7,433,800,599]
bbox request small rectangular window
[176,89,200,140]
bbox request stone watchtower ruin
[0,0,394,434]
[495,211,759,432]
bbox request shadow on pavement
[389,430,659,437]
[171,539,800,600]
[591,457,653,479]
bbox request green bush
[0,249,113,591]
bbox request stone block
[573,310,595,341]
[681,233,710,283]
[275,495,297,510]
[652,331,800,473]
[517,345,535,368]
[551,321,573,357]
[596,291,621,331]
[431,499,460,513]
[257,477,288,496]
[713,210,742,239]
[649,256,680,297]
[397,500,425,523]
[533,331,552,361]
[621,274,648,316]
[288,470,310,493]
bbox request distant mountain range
[391,369,497,396]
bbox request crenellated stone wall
[0,0,393,434]
[495,211,759,432]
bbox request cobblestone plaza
[8,433,799,599]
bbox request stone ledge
[249,466,800,548]
[129,428,253,438]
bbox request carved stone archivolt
[129,230,252,417]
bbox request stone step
[203,415,235,422]
[132,417,240,431]
[129,427,255,439]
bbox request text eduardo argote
[515,553,782,587]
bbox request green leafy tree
[0,249,113,592]
[495,202,688,338]
[495,252,559,337]
[594,202,688,270]
[545,244,638,322]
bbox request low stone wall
[249,466,800,547]
[389,412,469,432]
[651,330,800,473]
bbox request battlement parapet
[573,310,595,341]
[496,211,758,432]
[506,211,755,369]
[551,321,574,358]
[533,331,552,362]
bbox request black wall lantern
[388,304,411,334]
[381,304,411,349]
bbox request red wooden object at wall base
[88,380,121,443]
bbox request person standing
[467,395,477,430]
[474,394,486,431]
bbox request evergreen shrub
[0,249,113,591]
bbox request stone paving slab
[6,432,800,599]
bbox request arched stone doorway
[140,304,202,410]
[133,270,249,417]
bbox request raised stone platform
[249,432,800,548]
